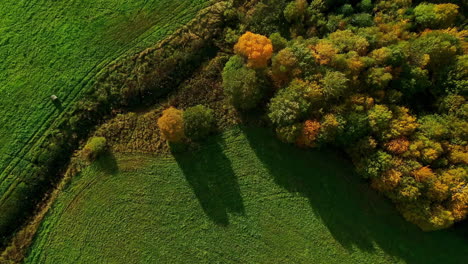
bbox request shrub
[157,107,185,143]
[82,137,107,161]
[183,105,215,141]
[222,55,265,110]
[234,32,273,68]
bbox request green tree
[414,3,459,29]
[183,105,215,141]
[222,55,265,110]
[368,104,393,134]
[268,79,313,126]
[321,71,349,98]
[269,32,288,52]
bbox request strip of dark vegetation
[0,1,231,248]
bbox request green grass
[25,127,468,264]
[0,0,209,225]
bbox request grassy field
[25,127,468,264]
[0,0,209,237]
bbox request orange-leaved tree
[157,107,185,142]
[297,120,321,147]
[234,31,273,68]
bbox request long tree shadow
[242,126,468,264]
[94,150,119,176]
[172,139,245,226]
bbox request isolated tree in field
[222,55,265,110]
[183,105,215,141]
[234,31,273,68]
[158,107,185,142]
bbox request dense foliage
[158,107,185,143]
[183,105,215,140]
[222,55,266,109]
[224,0,467,230]
[82,137,107,161]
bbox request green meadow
[26,127,468,264]
[0,0,209,236]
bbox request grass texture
[0,0,209,227]
[25,127,468,264]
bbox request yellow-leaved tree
[157,107,185,142]
[234,31,273,68]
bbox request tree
[157,107,185,143]
[359,150,393,179]
[284,0,308,23]
[268,79,314,126]
[269,32,288,52]
[371,169,402,192]
[312,40,337,65]
[414,3,459,29]
[337,112,371,146]
[412,166,436,183]
[385,137,410,155]
[418,114,450,140]
[368,104,393,135]
[297,120,321,147]
[321,71,349,98]
[329,30,370,55]
[222,55,265,110]
[366,67,393,90]
[318,113,344,143]
[276,123,303,143]
[271,47,299,85]
[410,31,460,76]
[234,31,273,68]
[388,106,418,139]
[183,105,215,141]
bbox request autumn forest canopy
[160,0,467,231]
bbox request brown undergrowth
[96,54,242,154]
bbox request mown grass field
[0,0,209,235]
[25,127,468,264]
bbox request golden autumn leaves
[234,31,273,68]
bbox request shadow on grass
[173,140,245,226]
[52,98,63,111]
[94,150,119,176]
[241,126,468,264]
